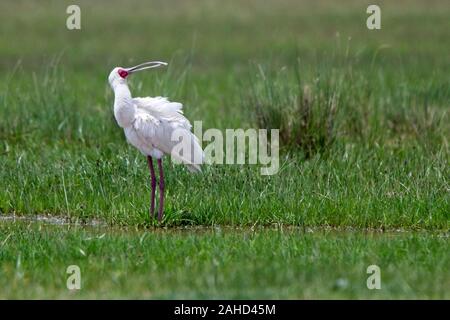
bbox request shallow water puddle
[0,213,446,238]
[0,214,106,227]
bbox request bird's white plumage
[108,66,203,172]
[108,62,198,221]
[124,96,203,172]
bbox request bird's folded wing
[132,110,178,155]
[132,98,204,171]
[132,96,191,129]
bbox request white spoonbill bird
[108,61,204,222]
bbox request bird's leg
[157,158,165,222]
[147,156,156,220]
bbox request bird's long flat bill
[126,61,168,73]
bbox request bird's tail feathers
[170,129,204,173]
[186,163,202,173]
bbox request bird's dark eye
[118,69,128,78]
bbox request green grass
[1,222,448,299]
[0,0,449,298]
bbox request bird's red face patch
[118,69,129,78]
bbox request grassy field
[0,0,449,298]
[1,222,448,299]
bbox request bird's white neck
[112,82,135,128]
